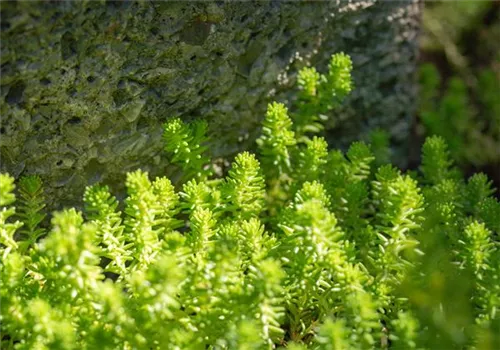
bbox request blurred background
[415,0,500,191]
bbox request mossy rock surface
[0,1,421,210]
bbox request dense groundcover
[1,53,499,349]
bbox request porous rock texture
[0,1,421,210]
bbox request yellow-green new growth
[0,174,22,259]
[294,53,353,141]
[225,152,266,219]
[295,136,328,185]
[0,173,16,206]
[84,184,131,275]
[257,102,296,179]
[298,67,320,98]
[325,52,354,103]
[124,170,162,271]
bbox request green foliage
[420,135,457,185]
[293,136,328,189]
[15,175,47,253]
[163,117,211,181]
[0,174,23,259]
[224,152,266,219]
[1,53,499,350]
[419,64,500,167]
[477,69,500,138]
[369,128,391,167]
[294,53,353,141]
[257,102,297,179]
[84,184,132,275]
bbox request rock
[0,1,421,210]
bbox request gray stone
[0,0,421,210]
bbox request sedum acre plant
[419,63,500,167]
[1,53,500,350]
